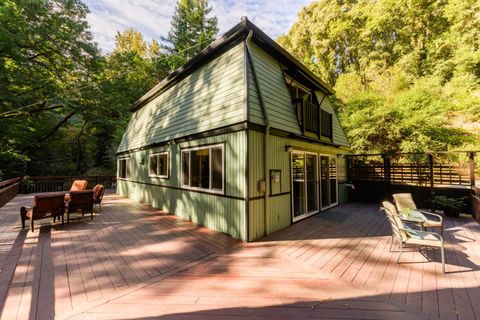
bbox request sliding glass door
[292,153,305,219]
[320,155,338,209]
[292,152,318,222]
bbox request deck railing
[0,177,21,208]
[348,153,475,188]
[473,191,480,223]
[347,152,478,211]
[24,175,115,194]
[350,162,471,186]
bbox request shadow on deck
[0,196,479,319]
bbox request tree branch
[38,111,76,142]
[0,104,65,118]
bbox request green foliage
[0,0,101,178]
[162,0,218,70]
[433,195,465,210]
[0,0,220,180]
[279,0,480,155]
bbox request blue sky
[83,0,311,52]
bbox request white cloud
[83,0,310,52]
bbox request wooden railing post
[469,152,476,194]
[428,153,435,209]
[382,154,390,198]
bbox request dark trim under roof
[130,17,334,112]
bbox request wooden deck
[0,194,479,319]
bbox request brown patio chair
[393,193,443,235]
[66,190,94,223]
[381,201,445,273]
[20,193,65,232]
[65,179,88,201]
[92,184,105,211]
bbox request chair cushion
[405,229,442,247]
[24,207,33,218]
[92,184,105,200]
[70,180,88,192]
[393,193,417,211]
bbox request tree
[86,29,170,172]
[162,0,218,70]
[114,28,148,57]
[0,0,100,177]
[278,0,480,155]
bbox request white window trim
[149,151,170,179]
[118,156,130,180]
[180,144,225,194]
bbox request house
[116,17,350,242]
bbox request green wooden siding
[248,130,349,241]
[247,43,302,134]
[117,131,247,241]
[118,42,245,153]
[246,41,349,148]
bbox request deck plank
[1,195,480,319]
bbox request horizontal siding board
[247,43,301,134]
[118,42,245,153]
[117,131,247,241]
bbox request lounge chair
[393,193,443,235]
[20,193,65,231]
[381,201,446,273]
[66,190,94,223]
[92,184,105,211]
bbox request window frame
[180,143,225,194]
[118,156,130,180]
[149,151,170,179]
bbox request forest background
[1,0,479,179]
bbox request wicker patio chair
[20,193,65,232]
[66,190,94,223]
[92,184,105,211]
[393,193,443,235]
[381,201,446,273]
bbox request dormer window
[285,75,320,137]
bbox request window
[149,152,169,178]
[118,157,130,179]
[321,110,332,139]
[181,144,224,193]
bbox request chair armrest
[418,210,443,222]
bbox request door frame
[291,151,319,223]
[319,154,339,210]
